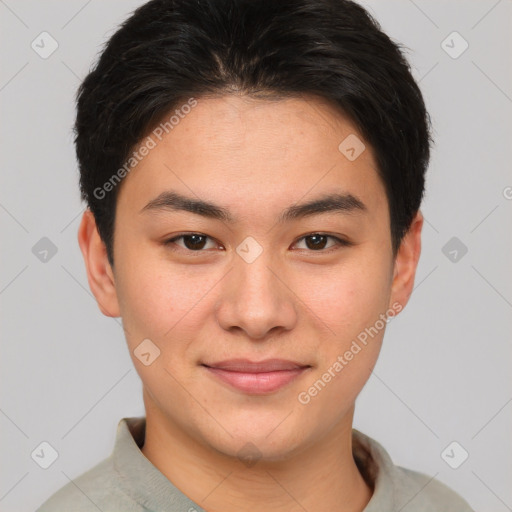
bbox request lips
[202,359,311,394]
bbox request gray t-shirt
[36,417,474,511]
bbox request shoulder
[394,465,475,512]
[35,456,139,512]
[352,429,475,512]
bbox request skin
[78,94,423,512]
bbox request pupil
[306,234,327,250]
[185,234,206,250]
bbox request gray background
[1,1,511,511]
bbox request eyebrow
[139,190,367,223]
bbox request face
[79,94,421,461]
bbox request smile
[201,359,311,394]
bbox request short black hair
[75,0,433,266]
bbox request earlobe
[77,209,121,318]
[389,210,423,311]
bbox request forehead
[117,94,387,220]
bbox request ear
[388,210,423,311]
[77,209,121,317]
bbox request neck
[141,396,372,512]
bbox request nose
[214,250,298,341]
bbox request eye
[164,233,221,252]
[163,232,351,253]
[293,233,351,252]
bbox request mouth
[201,359,311,394]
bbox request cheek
[295,262,391,423]
[114,248,221,350]
[113,251,181,344]
[299,256,393,340]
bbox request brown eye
[181,234,208,250]
[304,234,329,250]
[164,233,218,251]
[294,233,351,252]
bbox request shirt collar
[112,416,207,511]
[352,428,396,510]
[112,417,395,511]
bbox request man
[37,0,474,510]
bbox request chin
[200,418,308,464]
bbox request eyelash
[162,233,352,254]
